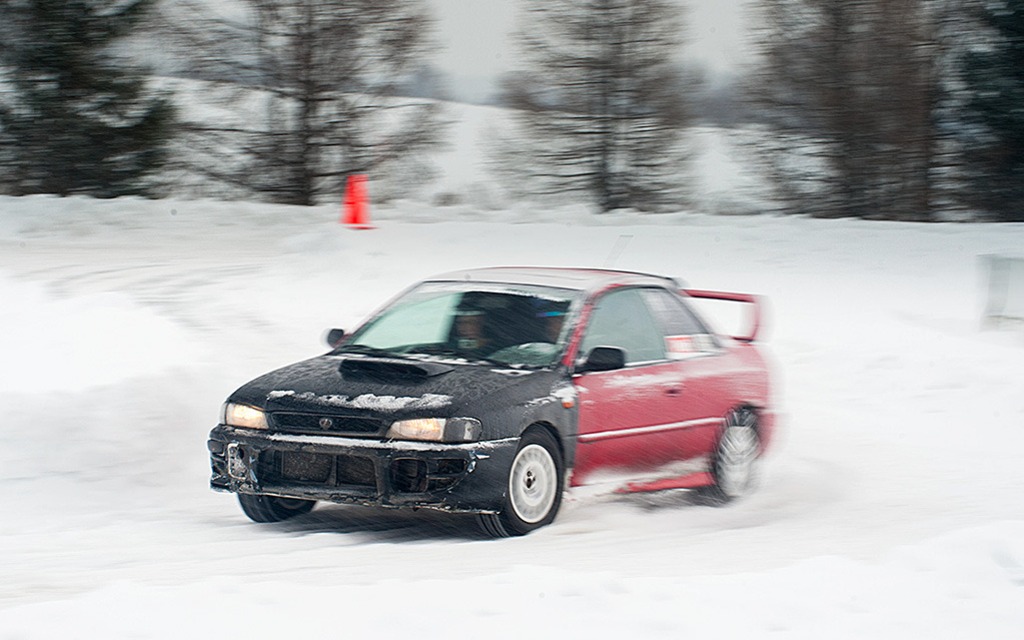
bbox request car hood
[229,354,562,421]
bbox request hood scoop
[339,357,453,381]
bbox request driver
[454,308,490,353]
[538,310,565,342]
[535,302,569,343]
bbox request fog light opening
[436,459,468,475]
[390,459,427,493]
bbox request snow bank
[0,274,200,394]
[0,273,217,482]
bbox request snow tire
[700,408,761,505]
[237,494,316,523]
[478,428,563,538]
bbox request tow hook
[226,443,248,481]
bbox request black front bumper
[208,425,519,514]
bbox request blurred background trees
[159,0,446,206]
[1,0,1023,221]
[0,0,175,198]
[748,0,1024,222]
[498,0,694,213]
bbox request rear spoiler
[682,289,764,343]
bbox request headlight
[386,417,481,442]
[221,402,269,430]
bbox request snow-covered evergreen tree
[0,0,174,197]
[961,0,1024,220]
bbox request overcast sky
[427,0,750,102]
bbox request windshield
[341,282,581,368]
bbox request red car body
[557,276,776,490]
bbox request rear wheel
[479,429,563,537]
[237,494,316,523]
[701,408,761,505]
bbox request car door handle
[663,386,684,397]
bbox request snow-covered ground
[2,191,1023,638]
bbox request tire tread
[237,494,315,523]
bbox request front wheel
[237,494,316,523]
[479,429,564,537]
[700,408,761,505]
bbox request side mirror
[578,346,626,373]
[325,328,346,348]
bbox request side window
[640,288,720,357]
[579,288,666,365]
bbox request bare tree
[159,0,446,205]
[748,0,944,221]
[498,0,694,213]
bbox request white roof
[426,266,681,293]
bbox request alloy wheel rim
[509,444,557,524]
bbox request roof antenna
[603,234,634,268]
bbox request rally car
[208,267,776,536]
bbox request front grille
[277,451,377,487]
[281,452,333,483]
[336,455,376,486]
[270,412,384,436]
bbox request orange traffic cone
[342,174,373,229]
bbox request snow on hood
[268,390,452,412]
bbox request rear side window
[639,288,708,336]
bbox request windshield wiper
[335,344,402,358]
[403,345,509,367]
